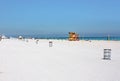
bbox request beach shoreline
[0,39,120,81]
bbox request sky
[0,0,120,36]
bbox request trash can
[36,39,39,44]
[103,49,111,60]
[49,41,53,47]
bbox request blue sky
[0,0,120,36]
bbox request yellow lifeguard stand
[69,32,79,41]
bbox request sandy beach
[0,39,120,81]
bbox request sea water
[7,34,120,41]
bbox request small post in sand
[0,35,2,41]
[103,49,111,60]
[107,35,110,41]
[49,41,53,47]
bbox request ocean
[8,34,120,41]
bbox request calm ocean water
[8,34,120,41]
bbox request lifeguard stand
[69,32,79,41]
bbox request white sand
[0,39,120,81]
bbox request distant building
[2,35,7,39]
[69,32,79,41]
[18,36,23,39]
